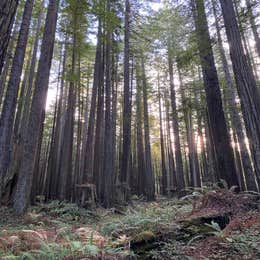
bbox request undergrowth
[34,200,99,224]
[0,188,259,259]
[101,199,192,236]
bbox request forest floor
[0,189,259,259]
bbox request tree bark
[141,55,155,200]
[135,64,145,196]
[58,12,77,201]
[0,0,19,73]
[192,0,239,188]
[82,19,102,183]
[212,0,257,191]
[0,0,34,201]
[167,49,185,191]
[102,1,113,207]
[13,0,59,214]
[158,74,168,195]
[178,67,201,187]
[245,0,260,58]
[120,0,132,201]
[219,0,260,186]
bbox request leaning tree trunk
[13,0,59,214]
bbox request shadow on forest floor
[0,188,259,259]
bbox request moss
[132,230,156,243]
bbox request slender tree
[167,48,185,191]
[120,0,131,201]
[141,55,155,200]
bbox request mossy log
[113,190,259,258]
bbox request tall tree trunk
[2,5,43,202]
[46,39,67,200]
[164,89,177,191]
[0,22,18,108]
[233,1,259,81]
[73,54,82,200]
[192,0,239,188]
[120,0,131,201]
[13,0,59,214]
[158,74,167,195]
[13,51,30,139]
[79,71,89,187]
[178,67,201,187]
[135,65,145,196]
[212,0,257,191]
[0,0,34,201]
[197,112,208,182]
[82,19,102,183]
[93,51,104,200]
[111,46,119,195]
[141,56,155,200]
[59,28,76,201]
[245,0,260,59]
[167,49,185,191]
[102,1,113,207]
[219,0,260,186]
[0,0,19,73]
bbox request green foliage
[102,200,191,236]
[33,239,99,259]
[227,228,260,257]
[36,200,99,224]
